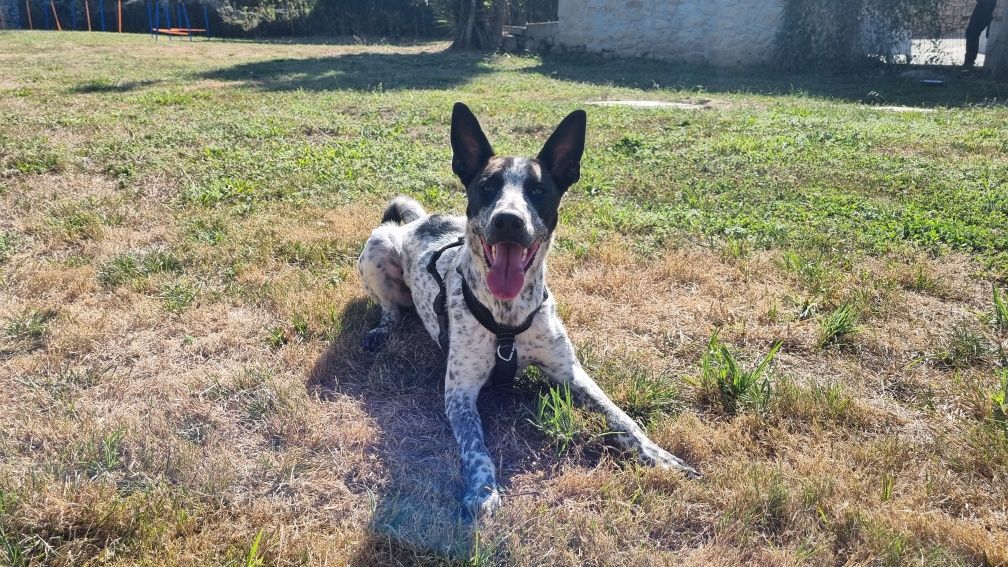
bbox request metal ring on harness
[496,343,515,362]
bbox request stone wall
[918,0,1008,38]
[553,0,787,66]
[938,0,975,34]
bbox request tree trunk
[452,0,478,49]
[451,0,507,51]
[488,0,507,51]
[987,14,1008,79]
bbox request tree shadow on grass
[308,298,550,563]
[524,52,1008,109]
[67,79,161,94]
[198,50,491,92]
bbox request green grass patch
[185,218,227,245]
[159,280,198,313]
[97,249,183,287]
[6,145,66,175]
[265,326,288,348]
[993,284,1008,332]
[694,332,781,414]
[0,232,15,263]
[526,384,608,457]
[817,303,859,349]
[991,369,1008,436]
[137,89,211,108]
[4,310,57,346]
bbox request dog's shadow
[308,298,548,563]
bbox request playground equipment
[13,0,210,38]
[147,0,210,40]
[19,0,111,31]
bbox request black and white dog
[358,102,699,518]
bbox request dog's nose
[492,213,523,231]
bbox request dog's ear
[537,110,586,192]
[451,102,494,187]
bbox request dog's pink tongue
[486,243,525,300]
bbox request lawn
[1,31,1007,566]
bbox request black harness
[426,237,549,386]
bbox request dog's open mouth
[480,237,540,300]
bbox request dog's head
[450,102,586,301]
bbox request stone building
[551,0,786,66]
[509,0,1006,67]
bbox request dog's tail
[380,195,427,225]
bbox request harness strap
[425,236,549,386]
[426,237,465,351]
[457,266,549,386]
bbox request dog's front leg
[536,327,701,479]
[444,359,500,519]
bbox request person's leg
[965,0,997,67]
[965,25,981,67]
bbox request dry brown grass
[3,193,1007,564]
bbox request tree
[442,0,508,50]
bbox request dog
[358,102,699,519]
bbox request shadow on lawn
[67,79,162,94]
[307,298,547,563]
[523,53,1007,109]
[199,50,491,92]
[199,43,1005,107]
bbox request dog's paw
[640,444,702,480]
[462,483,501,521]
[361,328,389,351]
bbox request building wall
[553,0,787,66]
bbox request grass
[695,332,781,414]
[160,280,198,313]
[817,302,860,349]
[936,319,990,369]
[97,249,183,288]
[0,232,15,264]
[577,344,683,425]
[2,30,1008,566]
[4,309,57,347]
[994,284,1008,332]
[526,384,606,457]
[991,369,1008,435]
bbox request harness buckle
[496,342,515,362]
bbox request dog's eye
[529,185,544,196]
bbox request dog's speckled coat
[358,103,699,519]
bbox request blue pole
[146,0,152,36]
[98,0,104,30]
[44,0,51,29]
[182,2,191,40]
[160,1,168,39]
[202,3,208,38]
[164,1,171,39]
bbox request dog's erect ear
[537,110,586,192]
[451,102,494,187]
